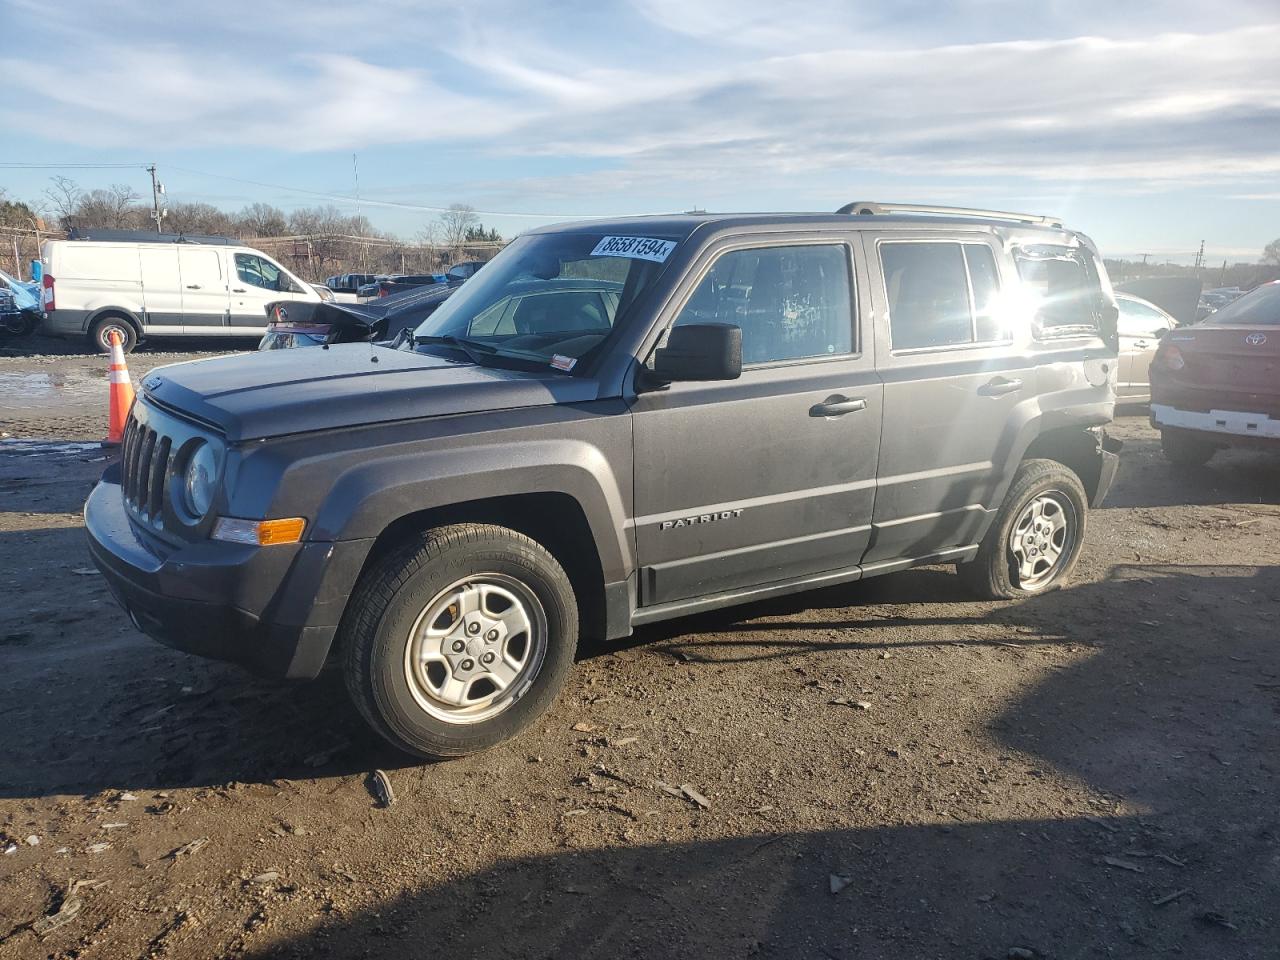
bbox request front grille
[121,413,173,524]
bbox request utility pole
[147,164,166,233]
[1140,253,1150,268]
[1193,240,1205,272]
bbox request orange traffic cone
[103,329,136,447]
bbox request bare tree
[438,203,479,254]
[74,184,145,230]
[237,202,288,237]
[44,176,83,228]
[1263,238,1280,266]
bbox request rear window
[1204,282,1280,326]
[1013,245,1106,336]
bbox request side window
[880,242,972,349]
[673,244,853,364]
[966,245,1006,342]
[1117,299,1169,337]
[235,253,281,291]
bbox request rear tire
[958,459,1087,600]
[341,523,578,759]
[1160,428,1216,467]
[89,315,138,354]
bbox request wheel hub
[403,575,547,724]
[1008,491,1074,590]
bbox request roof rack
[835,201,1063,228]
[66,228,237,245]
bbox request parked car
[0,288,25,338]
[0,268,41,338]
[1151,279,1280,465]
[85,201,1120,759]
[325,273,378,294]
[1116,293,1177,402]
[39,230,324,352]
[357,274,448,300]
[260,278,466,350]
[446,260,488,281]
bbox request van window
[674,244,854,364]
[235,253,282,291]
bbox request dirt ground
[1,340,1277,960]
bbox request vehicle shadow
[242,561,1280,959]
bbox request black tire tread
[958,458,1087,600]
[341,522,576,758]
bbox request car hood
[142,344,599,442]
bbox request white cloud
[1,0,1278,206]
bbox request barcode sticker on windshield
[550,354,577,372]
[590,236,677,263]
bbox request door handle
[232,288,246,293]
[1133,340,1149,349]
[979,376,1023,397]
[185,284,202,290]
[809,395,867,418]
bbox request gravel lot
[1,341,1277,959]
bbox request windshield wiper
[414,334,498,365]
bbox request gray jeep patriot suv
[86,202,1121,758]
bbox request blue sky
[2,0,1278,263]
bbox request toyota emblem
[277,305,288,321]
[1245,332,1267,346]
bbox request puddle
[0,372,104,412]
[0,438,106,457]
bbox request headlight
[183,441,218,516]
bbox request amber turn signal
[212,517,306,546]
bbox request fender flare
[309,439,633,583]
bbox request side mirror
[1154,327,1168,340]
[651,323,742,382]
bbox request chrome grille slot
[148,436,171,518]
[135,428,157,516]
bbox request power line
[0,162,150,169]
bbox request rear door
[137,246,182,333]
[862,232,1035,564]
[631,237,883,606]
[177,247,229,331]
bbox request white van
[39,234,326,352]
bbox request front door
[631,239,882,607]
[177,247,229,332]
[861,233,1035,564]
[230,252,289,329]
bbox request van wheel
[341,523,578,758]
[89,316,138,354]
[1161,429,1216,467]
[958,459,1087,600]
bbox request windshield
[413,232,677,370]
[1203,282,1280,326]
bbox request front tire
[1161,428,1216,467]
[958,459,1087,600]
[341,523,578,758]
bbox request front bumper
[85,466,372,679]
[1151,403,1280,444]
